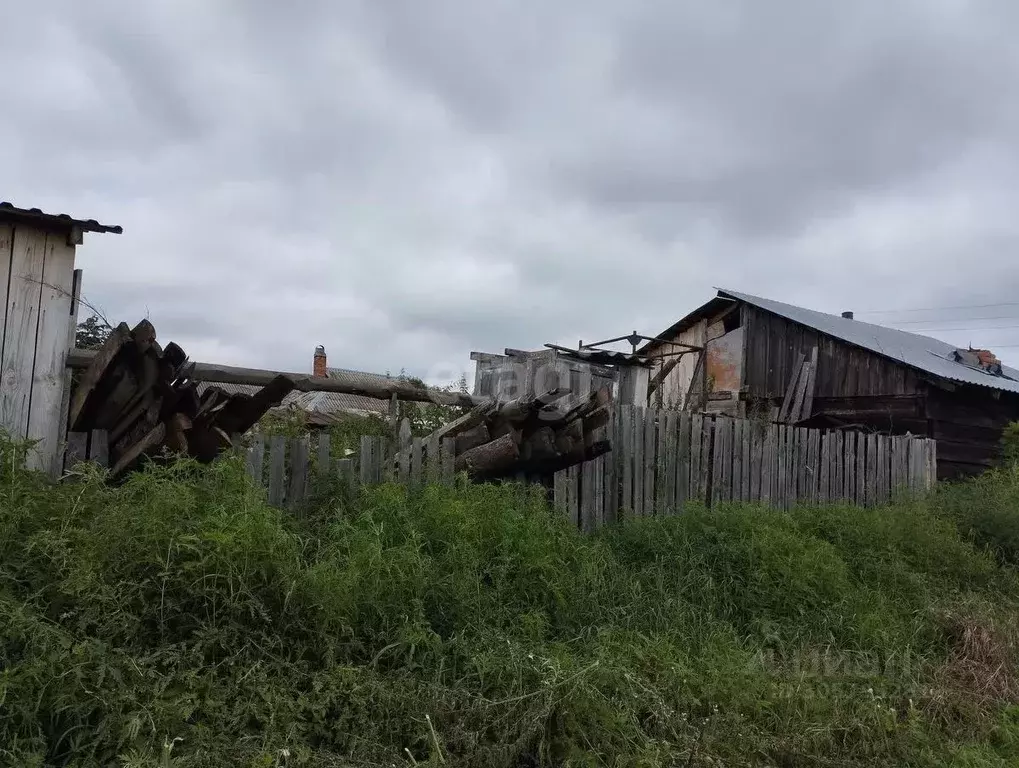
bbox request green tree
[75,315,112,350]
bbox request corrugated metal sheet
[0,201,122,234]
[718,288,1019,394]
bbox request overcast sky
[5,0,1019,382]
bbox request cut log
[561,386,611,424]
[68,322,132,430]
[109,422,166,478]
[554,418,584,454]
[580,404,611,435]
[497,387,572,421]
[521,426,557,462]
[454,423,490,455]
[454,433,520,476]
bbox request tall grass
[2,434,1019,766]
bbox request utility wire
[858,300,1019,315]
[890,323,1019,333]
[892,314,1019,326]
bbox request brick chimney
[313,345,327,377]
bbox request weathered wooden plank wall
[551,406,938,530]
[0,225,79,474]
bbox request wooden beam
[67,348,488,409]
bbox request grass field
[3,434,1019,766]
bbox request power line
[892,323,1019,333]
[858,300,1019,315]
[893,314,1019,326]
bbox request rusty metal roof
[718,288,1019,395]
[0,201,122,234]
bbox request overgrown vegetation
[3,434,1019,766]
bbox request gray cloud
[4,0,1019,381]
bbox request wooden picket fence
[550,406,938,532]
[63,406,937,528]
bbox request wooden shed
[643,288,1019,480]
[0,202,121,472]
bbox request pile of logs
[68,320,294,477]
[68,318,614,482]
[399,386,613,481]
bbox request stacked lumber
[399,386,613,480]
[68,320,294,477]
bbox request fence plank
[595,455,606,529]
[759,424,774,504]
[855,432,866,504]
[807,429,820,504]
[730,417,742,503]
[677,412,691,509]
[689,413,703,505]
[655,410,668,515]
[397,420,411,486]
[359,435,375,487]
[568,465,580,528]
[580,460,595,532]
[315,432,331,489]
[819,432,831,503]
[661,410,675,513]
[749,422,763,502]
[712,418,730,504]
[336,458,355,491]
[410,437,423,490]
[426,435,440,485]
[440,438,455,485]
[554,469,567,516]
[633,406,645,516]
[268,436,286,506]
[644,410,656,516]
[605,405,619,523]
[775,425,787,508]
[865,434,878,506]
[89,430,109,468]
[786,425,798,507]
[745,419,754,503]
[926,439,937,489]
[64,431,88,471]
[898,436,910,494]
[791,427,804,505]
[833,430,844,503]
[247,434,265,484]
[835,431,851,503]
[620,405,634,518]
[288,437,309,511]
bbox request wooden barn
[0,202,121,473]
[642,288,1019,480]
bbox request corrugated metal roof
[717,288,1019,394]
[0,201,122,234]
